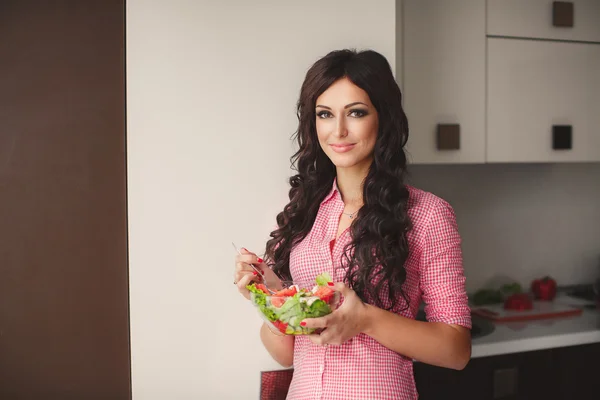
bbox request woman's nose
[333,118,348,138]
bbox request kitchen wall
[126,1,396,399]
[408,163,600,293]
[126,1,599,399]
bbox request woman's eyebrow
[344,102,368,109]
[315,102,368,109]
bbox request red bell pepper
[531,276,557,301]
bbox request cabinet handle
[552,125,573,150]
[553,1,574,28]
[436,124,460,150]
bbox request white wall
[409,164,600,293]
[126,1,396,399]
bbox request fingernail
[300,322,306,327]
[257,257,263,263]
[242,247,248,252]
[327,282,334,286]
[253,271,258,276]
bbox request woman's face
[315,77,379,170]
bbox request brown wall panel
[0,1,130,399]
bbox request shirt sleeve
[419,198,471,329]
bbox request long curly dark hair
[265,49,412,311]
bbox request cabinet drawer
[487,0,600,43]
[487,38,600,163]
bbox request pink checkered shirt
[285,181,471,400]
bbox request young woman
[234,49,471,400]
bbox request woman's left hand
[301,282,370,346]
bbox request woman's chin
[331,158,363,169]
[327,153,372,170]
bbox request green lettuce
[279,294,332,322]
[247,283,277,321]
[315,272,333,287]
[305,299,332,318]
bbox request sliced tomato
[313,286,335,303]
[273,287,298,297]
[255,284,269,294]
[270,297,286,308]
[272,320,288,333]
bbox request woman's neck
[336,160,371,207]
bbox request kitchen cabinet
[552,342,600,399]
[413,343,600,400]
[487,38,600,163]
[399,0,600,164]
[402,0,486,164]
[487,0,600,43]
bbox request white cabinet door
[487,38,600,163]
[487,0,600,43]
[402,0,486,164]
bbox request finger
[235,253,264,266]
[307,334,325,346]
[234,270,259,283]
[300,315,331,330]
[240,247,254,256]
[235,260,259,273]
[241,247,265,264]
[236,273,259,296]
[236,263,265,284]
[329,282,353,296]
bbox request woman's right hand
[234,247,281,299]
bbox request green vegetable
[285,325,301,335]
[471,282,524,306]
[278,297,303,323]
[472,289,503,306]
[247,284,277,321]
[500,283,522,296]
[305,298,331,318]
[315,272,333,287]
[277,293,331,322]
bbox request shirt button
[319,364,324,373]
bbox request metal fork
[232,242,275,294]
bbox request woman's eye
[317,110,332,119]
[349,109,368,118]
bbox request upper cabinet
[402,0,486,164]
[487,38,600,162]
[487,0,600,43]
[399,0,600,164]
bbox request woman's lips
[330,143,356,153]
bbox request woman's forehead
[316,77,371,106]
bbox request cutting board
[472,301,583,322]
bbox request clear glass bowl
[248,280,340,335]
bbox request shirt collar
[320,177,340,206]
